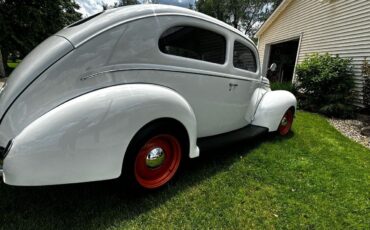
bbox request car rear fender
[2,84,198,186]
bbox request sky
[75,0,196,17]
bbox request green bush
[362,58,370,111]
[270,82,295,93]
[295,53,355,118]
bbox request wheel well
[289,106,296,115]
[126,118,190,160]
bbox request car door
[228,38,261,124]
[156,24,250,137]
[104,17,244,138]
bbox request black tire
[277,109,294,136]
[121,120,187,191]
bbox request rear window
[233,41,257,72]
[159,26,226,64]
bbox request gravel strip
[328,118,370,149]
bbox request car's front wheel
[122,122,185,190]
[278,109,294,136]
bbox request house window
[233,41,257,72]
[159,26,226,64]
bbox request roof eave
[256,0,293,37]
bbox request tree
[102,2,109,10]
[0,0,82,76]
[116,0,140,7]
[196,0,282,38]
[103,0,139,9]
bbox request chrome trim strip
[80,64,261,83]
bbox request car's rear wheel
[278,109,294,136]
[122,121,185,190]
[134,134,181,189]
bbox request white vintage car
[0,5,296,189]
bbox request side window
[233,41,257,72]
[159,26,226,64]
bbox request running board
[197,125,268,151]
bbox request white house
[256,0,370,106]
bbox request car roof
[56,4,254,47]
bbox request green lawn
[7,60,20,69]
[0,112,369,229]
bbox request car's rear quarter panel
[3,84,198,186]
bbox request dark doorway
[267,39,299,83]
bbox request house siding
[257,0,370,106]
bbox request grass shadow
[0,132,294,229]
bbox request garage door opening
[267,39,299,83]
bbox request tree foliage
[196,0,282,38]
[112,0,193,8]
[115,0,140,7]
[0,0,82,76]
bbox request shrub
[362,57,370,111]
[295,53,355,118]
[270,82,295,93]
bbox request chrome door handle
[229,83,238,91]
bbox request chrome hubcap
[146,147,165,168]
[281,117,288,126]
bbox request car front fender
[252,90,297,132]
[3,84,198,186]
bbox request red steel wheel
[278,110,294,136]
[134,134,182,189]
